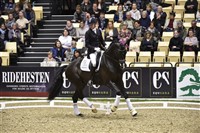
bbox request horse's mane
[105,42,119,55]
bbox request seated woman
[176,20,187,40]
[71,50,81,61]
[184,29,199,51]
[184,0,198,15]
[163,12,177,32]
[51,40,66,62]
[140,31,157,54]
[58,29,75,61]
[132,20,145,42]
[114,4,126,23]
[16,10,29,33]
[73,5,85,23]
[8,23,23,55]
[65,20,76,37]
[104,21,118,42]
[147,21,160,43]
[41,51,58,67]
[76,21,88,43]
[0,23,9,44]
[96,0,106,13]
[169,30,183,52]
[118,22,132,50]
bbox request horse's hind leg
[72,90,82,116]
[115,80,137,117]
[75,83,98,114]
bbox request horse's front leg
[107,81,121,112]
[115,80,137,117]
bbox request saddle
[80,51,104,72]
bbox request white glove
[94,47,101,52]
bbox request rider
[85,17,106,70]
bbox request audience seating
[162,32,173,42]
[138,51,151,62]
[5,42,17,53]
[182,51,195,62]
[0,52,10,66]
[126,51,137,66]
[105,14,114,21]
[197,51,200,62]
[167,51,181,66]
[33,6,43,25]
[183,14,195,23]
[174,5,185,15]
[158,41,169,55]
[153,51,166,62]
[108,6,118,11]
[129,41,141,52]
[1,15,8,21]
[76,42,84,49]
[178,0,187,5]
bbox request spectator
[81,0,92,12]
[41,51,58,67]
[0,23,8,44]
[114,4,126,23]
[0,38,5,51]
[196,9,200,22]
[146,4,155,21]
[84,12,91,28]
[140,31,157,54]
[65,20,76,36]
[13,4,20,20]
[8,23,23,55]
[98,11,108,30]
[73,5,85,23]
[89,3,100,18]
[130,3,141,20]
[16,10,29,33]
[184,29,198,51]
[71,50,81,61]
[188,20,200,43]
[76,21,88,42]
[51,40,66,62]
[118,22,132,50]
[153,6,167,36]
[18,0,28,11]
[123,0,132,11]
[139,10,151,29]
[163,12,178,32]
[176,20,187,40]
[58,29,74,61]
[169,30,183,52]
[132,20,144,42]
[104,21,118,42]
[141,0,150,10]
[0,1,5,13]
[24,3,35,26]
[184,0,198,15]
[96,0,106,13]
[122,11,135,30]
[147,21,161,43]
[0,12,5,26]
[4,0,15,13]
[5,13,15,29]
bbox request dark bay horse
[48,42,137,117]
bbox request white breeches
[89,53,97,67]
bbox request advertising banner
[176,67,200,99]
[0,67,176,98]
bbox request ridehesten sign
[177,67,200,99]
[0,67,176,98]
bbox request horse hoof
[111,106,118,112]
[76,113,84,117]
[131,110,138,117]
[91,105,97,113]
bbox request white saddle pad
[80,57,91,72]
[80,51,104,72]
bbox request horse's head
[106,42,126,62]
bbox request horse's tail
[47,65,67,101]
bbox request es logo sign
[177,68,200,99]
[122,69,142,97]
[150,69,173,97]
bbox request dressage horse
[48,42,137,117]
